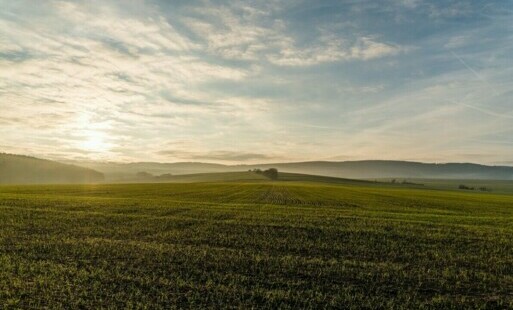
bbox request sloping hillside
[244,161,513,180]
[0,154,104,184]
[68,161,229,181]
[72,160,513,181]
[120,171,377,184]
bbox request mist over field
[1,0,512,308]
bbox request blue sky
[1,0,512,164]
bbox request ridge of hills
[71,159,513,181]
[2,153,513,184]
[0,153,104,184]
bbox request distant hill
[243,161,513,180]
[0,154,104,184]
[67,161,233,181]
[68,161,228,181]
[70,160,513,181]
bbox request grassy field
[1,179,513,308]
[123,171,380,184]
[374,178,513,194]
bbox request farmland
[1,179,513,308]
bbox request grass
[375,178,513,194]
[155,171,270,183]
[124,171,379,184]
[1,179,512,308]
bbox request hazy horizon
[1,1,512,165]
[60,157,513,167]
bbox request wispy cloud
[159,149,276,162]
[268,36,408,66]
[0,0,511,164]
[184,2,409,66]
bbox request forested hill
[72,159,513,181]
[242,161,513,180]
[0,153,104,184]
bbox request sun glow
[79,130,110,152]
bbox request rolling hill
[245,161,513,180]
[3,153,512,183]
[70,160,513,181]
[0,153,104,184]
[115,170,381,185]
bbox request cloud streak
[0,0,512,164]
[159,150,276,162]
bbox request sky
[1,0,512,165]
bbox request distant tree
[458,184,475,190]
[391,179,396,184]
[263,168,278,180]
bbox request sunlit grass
[0,182,512,308]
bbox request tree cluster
[251,168,279,180]
[458,184,491,192]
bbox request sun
[79,130,110,152]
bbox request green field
[1,179,513,308]
[374,178,513,195]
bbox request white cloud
[268,36,407,66]
[184,5,276,61]
[54,1,198,52]
[184,3,408,66]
